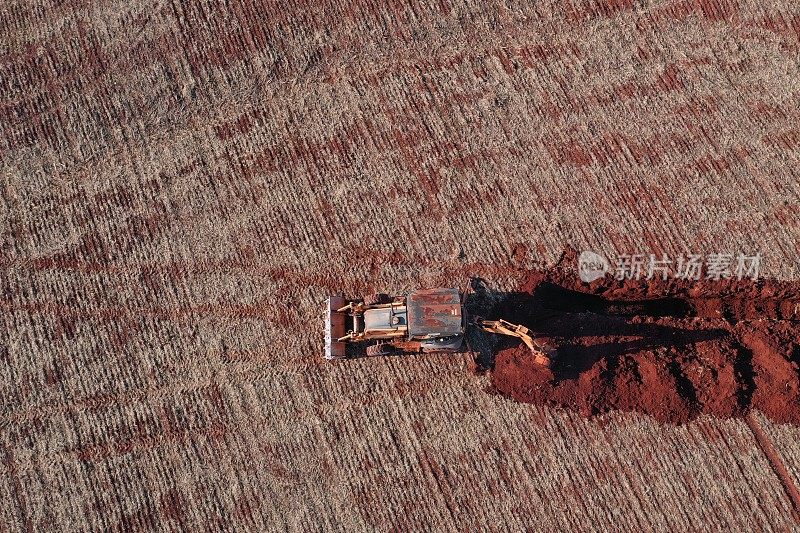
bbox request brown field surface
[2,0,800,530]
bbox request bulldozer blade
[325,296,347,360]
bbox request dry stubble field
[2,0,800,530]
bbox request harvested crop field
[2,0,800,530]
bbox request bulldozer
[325,287,551,366]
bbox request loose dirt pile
[475,251,800,424]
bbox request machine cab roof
[406,288,463,338]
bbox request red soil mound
[479,250,800,424]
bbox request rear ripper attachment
[324,287,552,365]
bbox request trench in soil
[465,254,800,425]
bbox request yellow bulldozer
[325,287,551,366]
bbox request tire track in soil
[745,414,800,523]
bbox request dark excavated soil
[472,250,800,424]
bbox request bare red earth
[480,250,800,424]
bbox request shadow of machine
[465,278,729,381]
